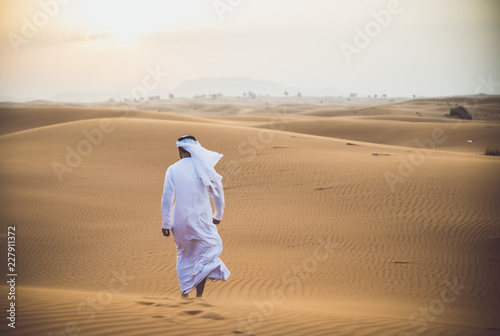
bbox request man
[161,135,230,299]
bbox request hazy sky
[1,0,499,99]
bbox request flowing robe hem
[180,259,230,295]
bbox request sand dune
[296,95,500,120]
[0,107,222,136]
[253,116,500,154]
[0,97,499,335]
[0,286,497,336]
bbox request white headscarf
[176,136,223,196]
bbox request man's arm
[161,168,175,236]
[209,179,225,225]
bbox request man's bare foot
[181,293,189,300]
[196,277,207,298]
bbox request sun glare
[60,0,214,46]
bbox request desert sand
[0,96,499,335]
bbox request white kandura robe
[161,157,230,294]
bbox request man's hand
[162,228,170,237]
[213,218,221,225]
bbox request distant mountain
[47,91,121,103]
[0,94,36,103]
[170,77,343,97]
[0,78,344,104]
[171,78,285,97]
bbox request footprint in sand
[182,310,203,315]
[155,303,180,308]
[136,301,155,306]
[179,300,195,305]
[196,302,213,308]
[201,312,225,320]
